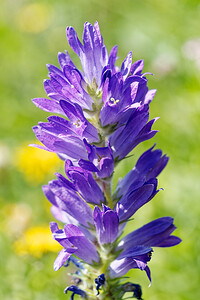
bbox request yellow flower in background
[15,3,53,33]
[15,143,62,184]
[14,226,61,258]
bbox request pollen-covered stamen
[73,119,81,127]
[97,153,106,162]
[95,273,106,295]
[110,97,119,105]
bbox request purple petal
[44,180,94,227]
[54,249,72,271]
[115,145,167,199]
[121,52,132,78]
[70,171,105,204]
[43,185,57,206]
[108,45,118,70]
[58,51,76,69]
[117,245,152,260]
[146,154,169,181]
[117,217,179,250]
[144,266,151,285]
[94,206,119,245]
[50,206,95,242]
[121,118,158,158]
[78,159,99,172]
[32,98,64,114]
[118,184,155,222]
[93,206,104,239]
[130,60,144,75]
[101,210,119,244]
[32,125,88,160]
[109,256,148,278]
[50,205,79,225]
[53,137,88,160]
[98,156,114,178]
[110,106,150,160]
[50,223,78,250]
[109,257,135,278]
[67,22,108,87]
[50,221,59,233]
[64,224,100,264]
[67,26,83,56]
[143,89,157,105]
[155,235,182,247]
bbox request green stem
[102,178,113,209]
[81,84,122,300]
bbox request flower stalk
[32,22,181,300]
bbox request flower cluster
[32,22,181,300]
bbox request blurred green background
[0,0,200,299]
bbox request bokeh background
[0,0,200,299]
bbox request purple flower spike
[67,22,108,87]
[32,21,181,298]
[79,140,114,178]
[94,205,119,245]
